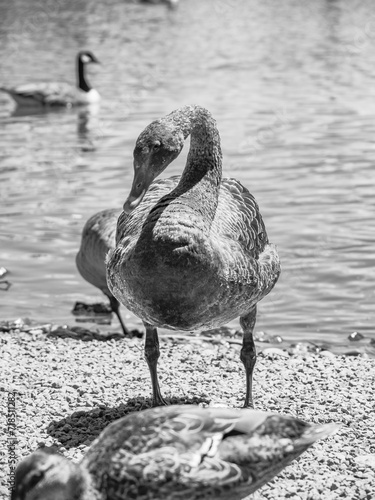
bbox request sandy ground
[0,320,374,500]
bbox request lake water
[1,0,374,349]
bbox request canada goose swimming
[11,405,339,500]
[0,51,100,107]
[106,105,281,408]
[76,208,130,336]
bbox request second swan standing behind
[107,105,281,407]
[76,209,130,336]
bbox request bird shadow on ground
[46,395,210,449]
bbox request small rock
[348,331,365,341]
[354,454,375,468]
[29,329,43,335]
[320,350,336,358]
[50,378,63,388]
[262,347,289,358]
[288,342,317,356]
[0,267,8,278]
[72,301,112,316]
[255,331,270,342]
[14,318,25,328]
[269,335,283,344]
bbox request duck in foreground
[0,51,100,107]
[11,405,339,500]
[106,105,281,407]
[76,208,130,336]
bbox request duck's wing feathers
[81,405,263,498]
[82,405,339,499]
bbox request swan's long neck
[165,105,223,222]
[77,58,91,92]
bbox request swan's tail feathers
[258,243,281,293]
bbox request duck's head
[123,120,185,213]
[78,51,100,65]
[11,448,85,500]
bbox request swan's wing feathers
[217,179,268,258]
[116,176,180,244]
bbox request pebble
[320,350,336,358]
[354,454,375,468]
[348,331,365,341]
[262,347,289,358]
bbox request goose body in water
[11,405,339,500]
[76,209,129,336]
[140,0,179,7]
[0,51,100,107]
[107,105,281,408]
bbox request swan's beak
[123,162,155,214]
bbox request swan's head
[78,51,100,65]
[12,448,85,500]
[123,120,185,213]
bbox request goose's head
[12,448,85,500]
[78,51,100,65]
[123,120,185,213]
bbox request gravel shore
[0,319,374,500]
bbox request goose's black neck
[77,57,91,93]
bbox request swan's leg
[144,322,167,406]
[240,305,257,409]
[108,295,131,336]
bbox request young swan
[12,405,339,500]
[106,105,281,408]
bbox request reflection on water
[0,0,374,346]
